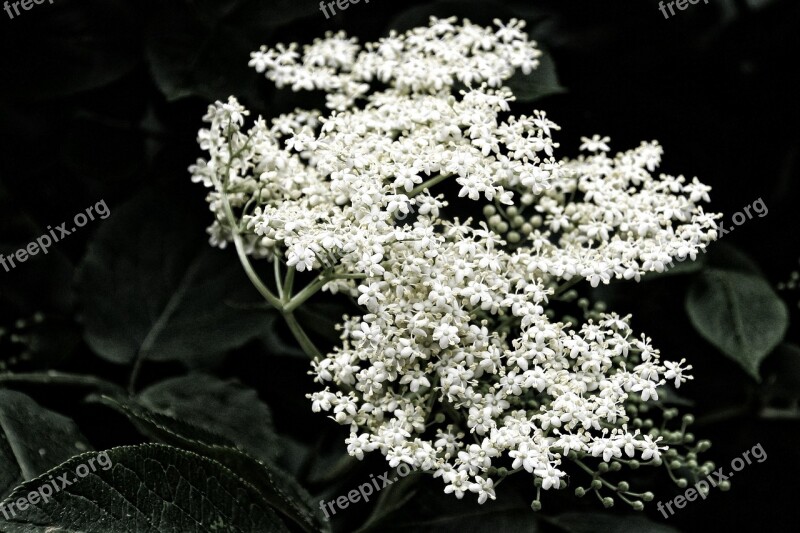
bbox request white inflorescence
[191,17,717,506]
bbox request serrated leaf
[138,374,280,463]
[75,188,271,367]
[0,390,91,499]
[94,397,329,533]
[686,269,789,380]
[0,444,289,532]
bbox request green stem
[553,276,582,298]
[216,185,282,310]
[282,265,295,302]
[282,311,321,360]
[328,273,367,280]
[284,274,331,313]
[408,173,453,197]
[274,258,284,300]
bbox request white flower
[533,463,565,490]
[469,476,497,504]
[664,358,694,388]
[579,135,611,152]
[444,471,470,499]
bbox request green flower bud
[666,449,678,459]
[617,481,630,492]
[676,478,688,489]
[591,479,602,490]
[598,462,609,473]
[643,492,654,502]
[697,440,712,452]
[682,414,695,425]
[720,481,731,492]
[575,487,586,497]
[483,205,497,217]
[602,497,614,508]
[531,500,542,511]
[632,501,644,511]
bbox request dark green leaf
[0,390,91,499]
[76,189,271,367]
[686,268,789,380]
[94,397,329,533]
[544,512,681,533]
[0,444,289,532]
[138,373,280,463]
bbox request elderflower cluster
[191,17,717,509]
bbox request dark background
[1,0,798,531]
